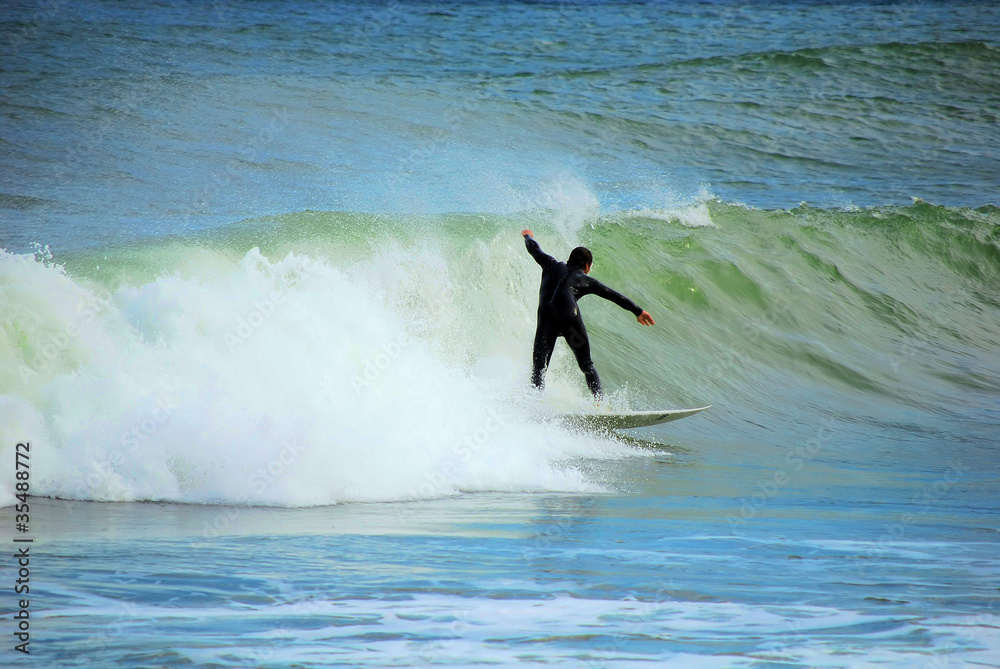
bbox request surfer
[522,229,654,398]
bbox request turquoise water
[2,1,999,666]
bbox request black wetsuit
[525,235,644,397]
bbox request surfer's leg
[565,320,602,398]
[531,319,558,390]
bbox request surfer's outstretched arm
[582,277,655,325]
[522,230,557,268]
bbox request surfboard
[558,405,711,430]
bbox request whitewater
[1,224,627,507]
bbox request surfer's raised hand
[521,229,534,238]
[637,310,655,326]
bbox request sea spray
[0,243,625,508]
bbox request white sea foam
[40,591,1000,668]
[0,247,630,507]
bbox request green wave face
[47,200,1000,408]
[2,200,997,505]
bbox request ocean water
[2,0,999,666]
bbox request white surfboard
[559,405,711,430]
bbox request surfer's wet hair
[567,246,593,270]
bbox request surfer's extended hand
[521,229,534,238]
[637,310,655,326]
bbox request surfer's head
[567,247,593,274]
